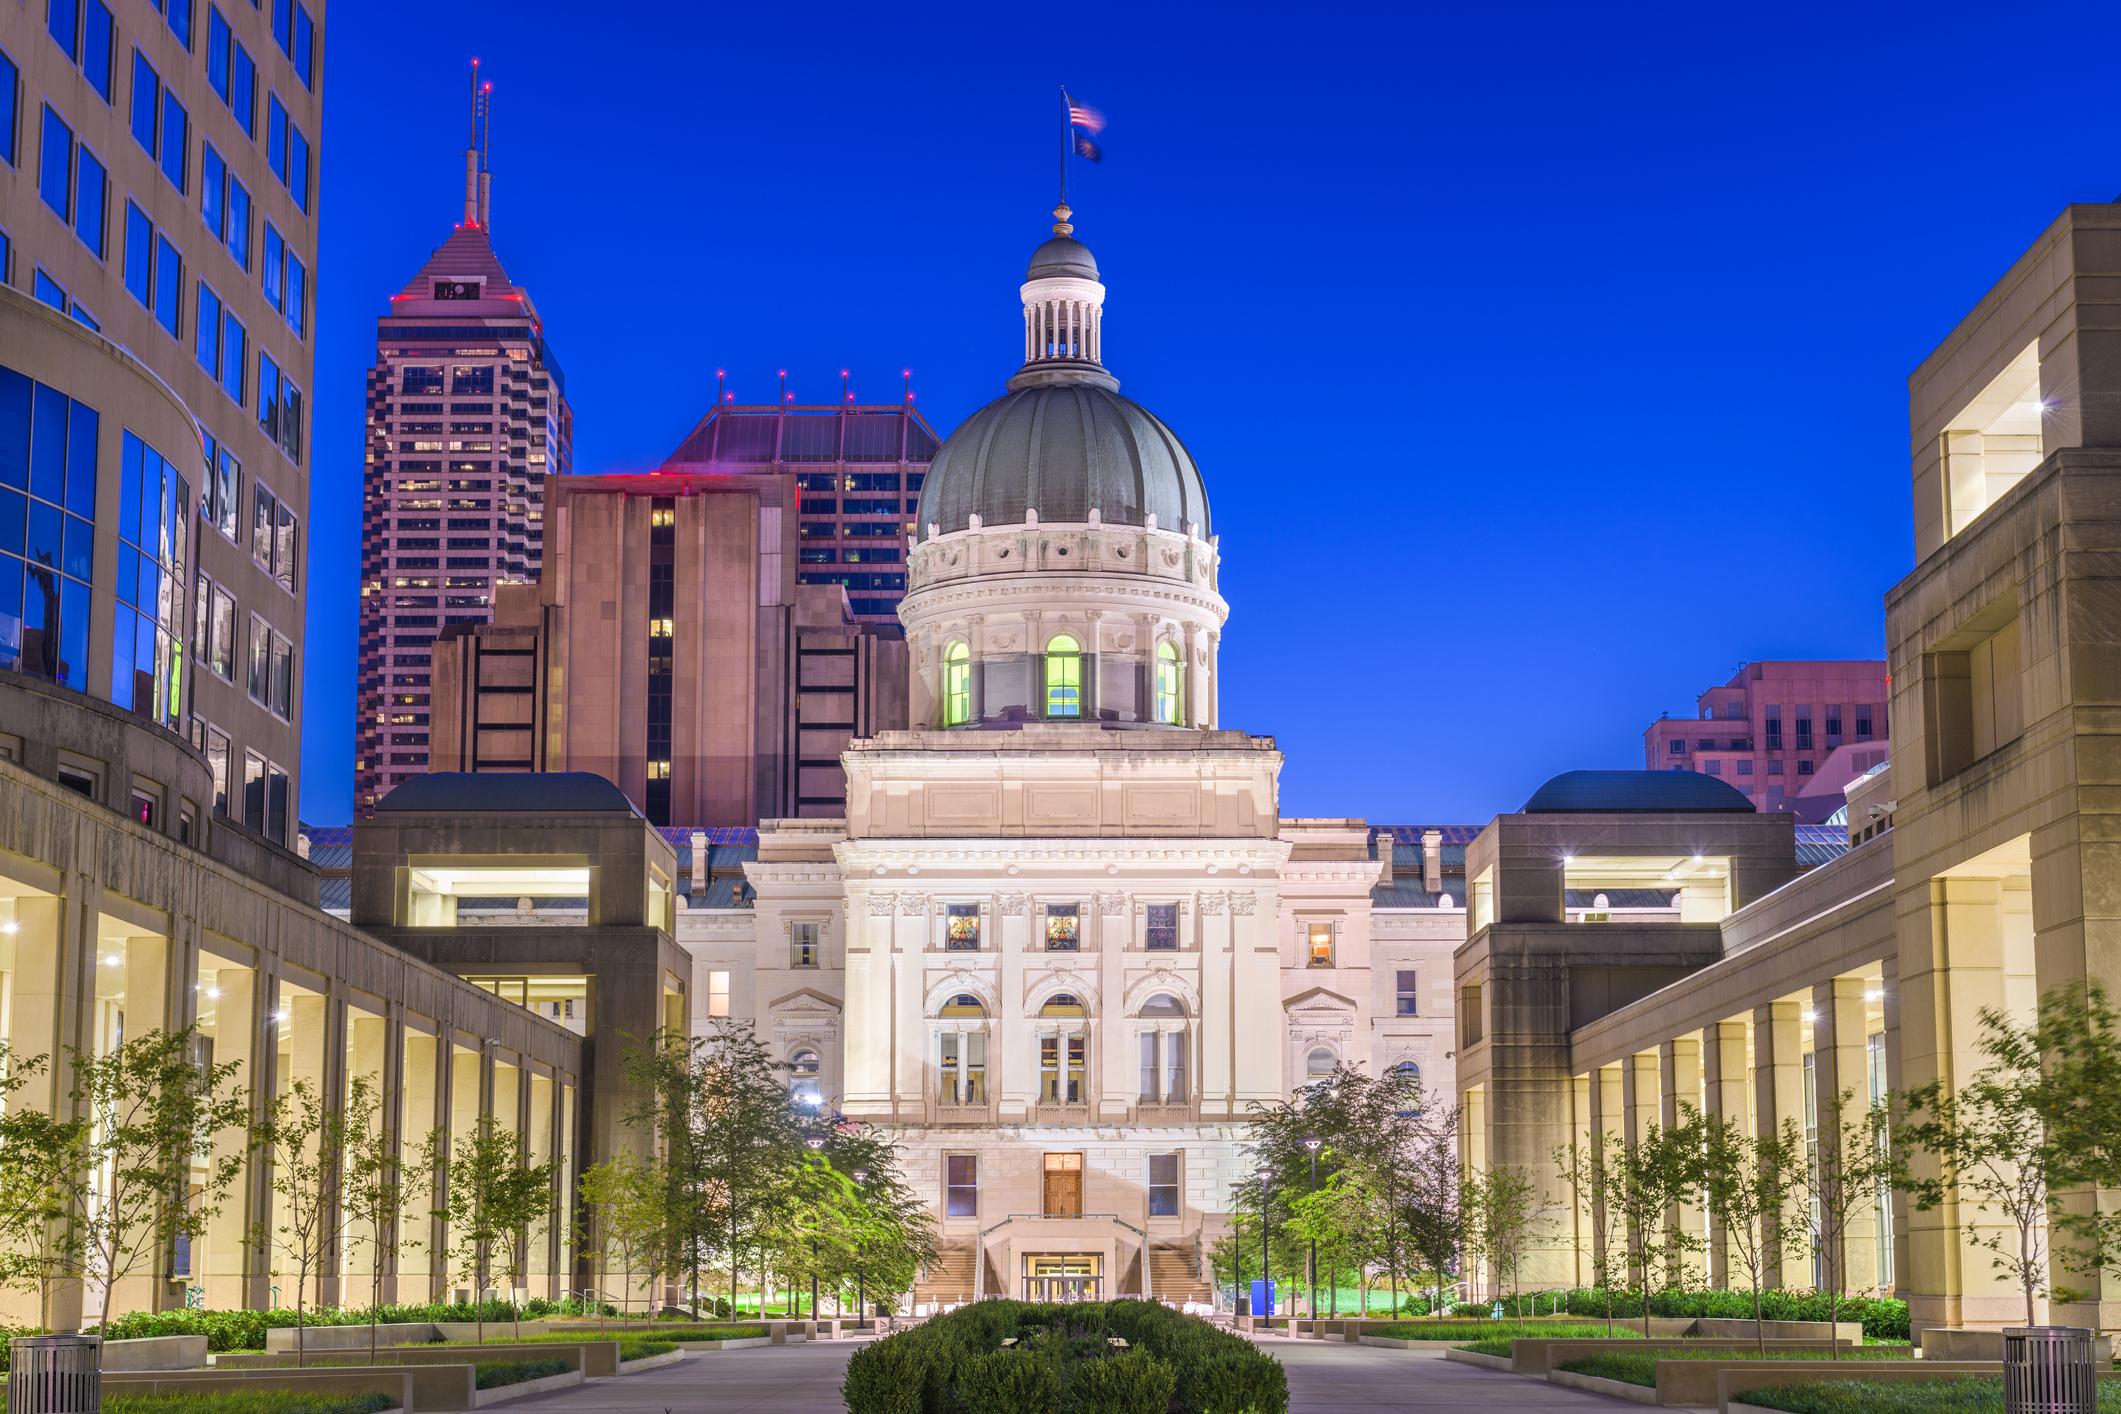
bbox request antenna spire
[477,79,493,230]
[463,59,480,225]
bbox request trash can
[2004,1326,2097,1414]
[7,1334,101,1414]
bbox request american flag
[1066,95,1105,134]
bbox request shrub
[954,1348,1059,1414]
[1544,1288,1911,1341]
[472,1358,573,1389]
[714,1296,733,1319]
[105,1395,398,1414]
[1743,1376,2121,1414]
[840,1333,931,1414]
[1560,1348,1915,1387]
[1071,1348,1176,1414]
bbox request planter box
[218,1343,617,1380]
[619,1351,687,1373]
[1692,1320,1864,1344]
[101,1336,209,1371]
[105,1367,428,1409]
[433,1323,556,1344]
[1715,1362,2005,1414]
[1921,1328,2115,1362]
[1359,1337,1474,1350]
[1442,1349,1514,1371]
[269,1323,444,1353]
[1548,1368,1659,1405]
[672,1338,772,1352]
[472,1369,582,1406]
[1516,1338,1854,1377]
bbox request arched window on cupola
[943,641,970,726]
[1155,641,1182,724]
[938,994,987,1106]
[1138,993,1189,1105]
[1044,635,1082,719]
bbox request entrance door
[1042,1152,1082,1216]
[1024,1254,1101,1302]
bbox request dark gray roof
[915,384,1211,537]
[1523,769,1756,814]
[1028,235,1099,282]
[375,772,641,815]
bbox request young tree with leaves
[64,1027,252,1331]
[422,1114,549,1345]
[0,1045,88,1330]
[1556,1132,1628,1335]
[1798,1091,1903,1358]
[1608,1119,1689,1336]
[259,1076,366,1366]
[340,1082,416,1363]
[1466,1164,1552,1329]
[579,1149,666,1324]
[1695,1109,1801,1354]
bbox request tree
[485,1130,559,1342]
[1797,1091,1903,1358]
[579,1149,666,1323]
[1556,1132,1628,1335]
[423,1114,551,1345]
[1608,1119,1689,1337]
[1975,980,2121,1306]
[0,1046,88,1330]
[1464,1164,1553,1330]
[341,1083,417,1363]
[259,1076,364,1366]
[65,1027,252,1331]
[1695,1110,1801,1355]
[803,1119,936,1317]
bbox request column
[1752,999,1806,1288]
[203,965,257,1315]
[401,1029,440,1303]
[1659,1034,1704,1286]
[1700,1019,1750,1286]
[1811,976,1878,1299]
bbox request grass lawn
[436,1331,691,1361]
[1562,1348,1917,1387]
[1362,1321,1647,1356]
[1740,1376,2121,1414]
[472,1359,573,1390]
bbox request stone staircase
[913,1241,976,1307]
[1149,1241,1210,1305]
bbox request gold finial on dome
[1052,202,1073,237]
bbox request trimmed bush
[104,1395,398,1414]
[473,1358,573,1389]
[1743,1376,2121,1414]
[1528,1288,1911,1341]
[1560,1348,1915,1387]
[841,1300,1283,1414]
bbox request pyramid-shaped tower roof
[397,224,522,301]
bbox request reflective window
[1148,1154,1179,1217]
[1155,641,1181,723]
[1306,1046,1336,1079]
[943,640,969,725]
[790,1049,820,1106]
[946,1154,977,1217]
[1045,633,1081,718]
[128,52,156,155]
[159,88,187,192]
[1396,970,1418,1015]
[40,104,72,218]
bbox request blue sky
[302,0,2121,825]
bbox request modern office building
[3,0,320,847]
[1457,195,2121,1334]
[1643,661,1892,821]
[659,401,942,629]
[353,152,573,816]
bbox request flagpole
[1059,85,1068,207]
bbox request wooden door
[1043,1153,1082,1215]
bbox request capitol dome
[914,204,1211,538]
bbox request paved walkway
[493,1332,1650,1413]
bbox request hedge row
[92,1299,558,1353]
[841,1300,1286,1414]
[1543,1288,1911,1341]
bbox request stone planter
[99,1336,208,1371]
[471,1369,582,1406]
[1548,1368,1659,1404]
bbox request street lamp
[852,1168,870,1326]
[805,1134,827,1320]
[1301,1137,1323,1320]
[1254,1164,1273,1322]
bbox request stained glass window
[1146,903,1178,950]
[946,903,979,950]
[1045,903,1078,950]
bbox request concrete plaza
[492,1336,1646,1413]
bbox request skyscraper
[1,0,320,845]
[354,90,571,816]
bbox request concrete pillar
[1700,1019,1750,1287]
[203,966,257,1315]
[1660,1035,1705,1287]
[1812,976,1878,1298]
[529,1071,555,1296]
[402,1030,440,1302]
[1752,999,1806,1289]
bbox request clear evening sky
[301,0,2121,826]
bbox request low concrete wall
[1692,1319,1864,1343]
[1650,1352,1916,1406]
[105,1368,420,1409]
[619,1350,687,1373]
[1441,1349,1513,1371]
[1921,1328,2115,1362]
[1547,1368,1659,1405]
[1715,1362,2006,1414]
[1517,1338,1852,1377]
[101,1335,209,1371]
[268,1322,442,1352]
[471,1369,583,1406]
[673,1338,773,1351]
[223,1343,615,1379]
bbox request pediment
[1283,986,1359,1016]
[768,987,843,1016]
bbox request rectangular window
[261,221,281,309]
[1797,760,1815,775]
[1826,705,1843,741]
[269,633,291,717]
[1148,1154,1179,1217]
[1,46,19,166]
[939,1032,959,1103]
[81,0,112,102]
[707,970,729,1018]
[242,747,264,831]
[40,104,73,218]
[208,583,234,678]
[1668,737,1685,755]
[284,253,304,337]
[213,445,238,539]
[73,143,105,257]
[266,91,284,182]
[159,89,187,191]
[50,0,80,61]
[266,760,286,842]
[1139,1031,1159,1102]
[273,502,295,592]
[166,0,193,51]
[153,234,181,337]
[201,142,224,238]
[1145,902,1178,950]
[791,921,819,968]
[252,480,273,565]
[945,1155,977,1218]
[1736,759,1753,775]
[1765,704,1783,750]
[1766,760,1784,776]
[1856,705,1874,740]
[195,283,221,375]
[1045,902,1079,951]
[205,725,229,813]
[1307,921,1333,966]
[946,902,979,951]
[229,39,254,138]
[221,314,245,404]
[1795,705,1813,750]
[1395,969,1418,1016]
[277,377,301,461]
[129,51,156,155]
[123,200,151,305]
[206,7,229,102]
[1167,1032,1186,1105]
[247,613,268,701]
[290,4,312,89]
[257,351,280,441]
[1704,759,1722,775]
[225,172,250,268]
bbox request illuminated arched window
[790,1049,821,1107]
[1391,1060,1422,1117]
[943,641,970,726]
[1040,993,1085,1017]
[1155,642,1182,724]
[1306,1046,1337,1080]
[1045,635,1081,719]
[940,992,985,1017]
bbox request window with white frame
[945,1154,977,1217]
[1147,1153,1179,1217]
[1137,993,1187,1104]
[791,921,819,968]
[790,1049,821,1107]
[707,970,729,1018]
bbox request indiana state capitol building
[680,206,1456,1308]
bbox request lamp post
[1301,1137,1322,1319]
[852,1168,869,1326]
[805,1134,827,1320]
[1254,1164,1273,1321]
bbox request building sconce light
[1801,1010,1817,1023]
